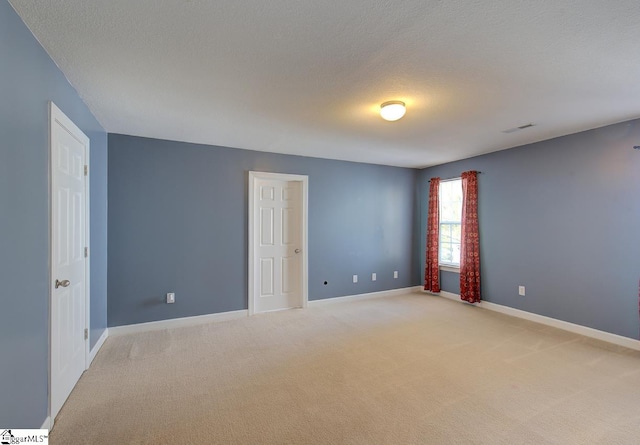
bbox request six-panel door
[255,178,302,313]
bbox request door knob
[55,279,70,289]
[295,249,301,254]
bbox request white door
[50,102,89,421]
[249,172,308,314]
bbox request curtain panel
[424,178,440,293]
[460,171,481,303]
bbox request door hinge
[84,165,88,176]
[84,247,88,258]
[84,328,88,340]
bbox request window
[439,178,462,267]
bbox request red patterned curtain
[424,178,440,293]
[460,171,481,303]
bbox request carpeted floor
[51,292,640,444]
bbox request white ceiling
[10,0,640,168]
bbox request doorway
[248,171,308,314]
[49,102,90,424]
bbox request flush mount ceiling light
[380,101,406,121]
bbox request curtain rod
[428,172,482,182]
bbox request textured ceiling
[9,0,640,167]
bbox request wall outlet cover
[372,273,377,281]
[353,275,358,283]
[167,292,175,303]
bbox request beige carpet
[51,292,640,444]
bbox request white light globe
[380,101,406,121]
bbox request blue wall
[418,120,640,339]
[0,1,108,428]
[107,134,419,326]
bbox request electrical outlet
[166,292,175,304]
[518,286,525,296]
[393,271,398,279]
[372,273,377,281]
[353,275,358,283]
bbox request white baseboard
[41,416,51,430]
[438,290,465,302]
[105,287,423,337]
[88,328,109,366]
[426,290,640,351]
[309,286,423,306]
[109,309,248,337]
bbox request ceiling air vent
[502,123,535,134]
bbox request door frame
[48,101,91,426]
[248,171,308,315]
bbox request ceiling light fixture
[380,101,406,121]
